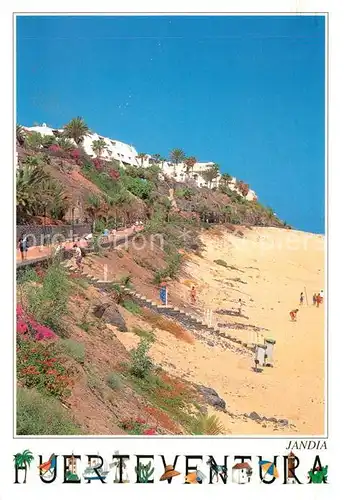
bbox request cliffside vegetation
[16,117,287,230]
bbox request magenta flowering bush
[16,304,57,341]
[143,428,157,435]
[49,144,61,153]
[70,149,80,160]
[109,169,120,180]
[93,157,103,171]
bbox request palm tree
[136,152,147,167]
[62,116,90,146]
[184,156,197,177]
[92,138,107,157]
[16,125,26,146]
[220,173,232,187]
[170,148,185,175]
[201,164,220,188]
[39,178,69,220]
[85,194,109,224]
[14,450,34,483]
[151,153,163,165]
[192,413,224,435]
[16,165,49,218]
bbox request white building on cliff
[22,123,257,200]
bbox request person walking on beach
[73,243,83,271]
[238,298,242,315]
[315,293,321,308]
[299,292,304,306]
[313,293,317,306]
[319,289,324,304]
[290,309,299,322]
[190,285,196,305]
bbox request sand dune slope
[118,227,325,435]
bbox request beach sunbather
[290,309,299,321]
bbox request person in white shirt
[73,244,83,270]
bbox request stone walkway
[16,226,138,263]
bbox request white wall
[22,123,257,200]
[23,124,139,167]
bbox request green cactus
[135,461,155,483]
[308,465,328,484]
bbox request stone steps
[62,262,250,352]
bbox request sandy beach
[115,227,325,435]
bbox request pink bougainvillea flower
[70,149,80,159]
[143,428,157,435]
[16,320,28,335]
[34,325,57,341]
[16,304,24,317]
[49,144,61,152]
[109,169,120,180]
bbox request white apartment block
[22,123,256,201]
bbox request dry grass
[140,309,194,344]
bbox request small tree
[151,153,163,164]
[170,148,185,175]
[57,136,75,151]
[201,164,220,188]
[16,125,26,146]
[63,116,90,146]
[136,152,147,167]
[13,449,34,483]
[220,173,232,187]
[24,131,44,151]
[41,135,57,148]
[129,338,153,378]
[185,156,197,177]
[236,180,250,197]
[92,138,107,157]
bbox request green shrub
[122,300,141,315]
[120,274,132,287]
[129,338,153,378]
[24,263,71,335]
[59,339,85,364]
[153,269,169,285]
[94,218,106,234]
[214,259,228,268]
[82,163,132,205]
[86,370,103,393]
[175,187,194,200]
[191,413,225,435]
[123,176,154,200]
[17,387,82,435]
[72,277,89,289]
[166,252,182,278]
[153,252,182,284]
[24,131,44,151]
[106,372,123,390]
[17,340,72,398]
[17,267,39,285]
[132,327,156,342]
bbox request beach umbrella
[259,460,279,479]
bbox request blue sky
[16,15,325,233]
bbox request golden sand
[115,227,325,435]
